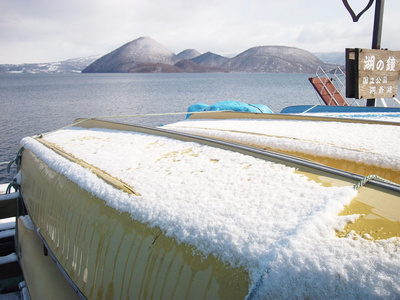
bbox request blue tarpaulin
[187,100,273,118]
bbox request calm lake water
[0,72,320,183]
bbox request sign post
[342,0,400,105]
[368,0,385,106]
[346,48,400,100]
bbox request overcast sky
[1,0,399,64]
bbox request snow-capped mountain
[83,37,339,73]
[0,55,101,74]
[1,37,343,74]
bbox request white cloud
[0,0,399,63]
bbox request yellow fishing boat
[1,115,399,299]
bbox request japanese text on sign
[363,55,396,71]
[357,49,400,99]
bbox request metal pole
[367,0,385,106]
[372,0,385,49]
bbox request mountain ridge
[0,37,342,74]
[82,37,339,73]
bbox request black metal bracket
[342,0,374,22]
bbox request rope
[35,110,231,138]
[353,175,397,190]
[3,110,229,177]
[300,104,318,114]
[247,104,264,113]
[7,147,23,173]
[92,111,203,119]
[35,118,93,138]
[6,180,19,193]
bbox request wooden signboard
[345,48,400,99]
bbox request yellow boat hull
[16,118,400,299]
[20,149,250,299]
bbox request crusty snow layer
[164,119,400,171]
[20,127,400,299]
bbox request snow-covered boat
[167,108,400,185]
[1,111,400,299]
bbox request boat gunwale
[187,110,400,126]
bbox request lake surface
[0,72,320,183]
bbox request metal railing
[312,66,350,106]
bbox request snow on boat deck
[20,127,400,298]
[164,118,400,172]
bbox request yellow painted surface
[187,111,400,126]
[273,149,399,185]
[20,149,250,299]
[337,187,400,240]
[296,168,400,240]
